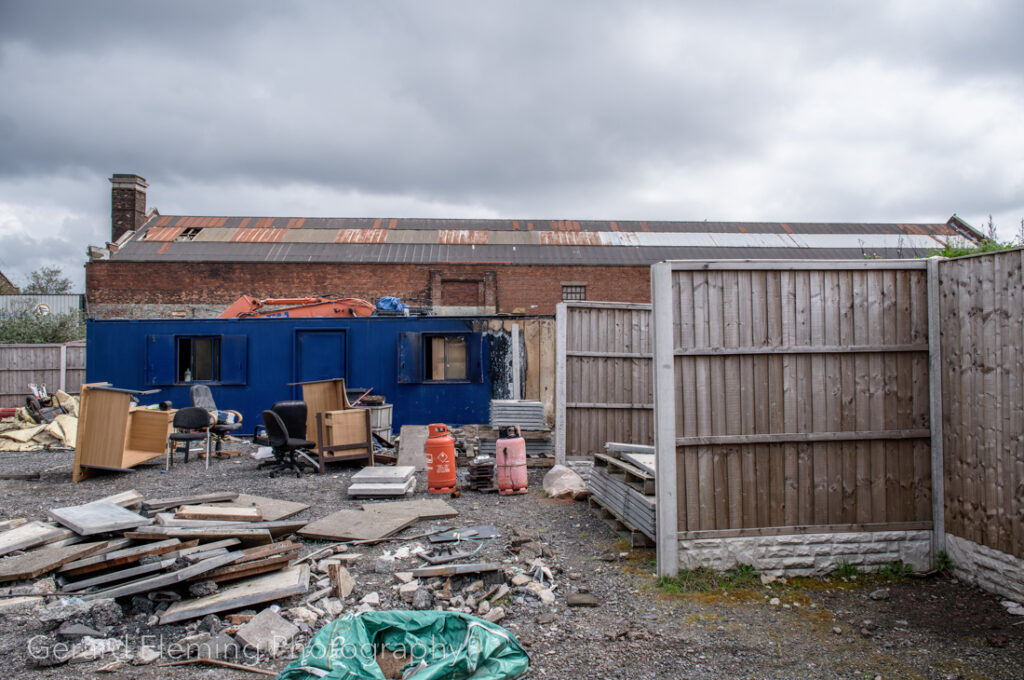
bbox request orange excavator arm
[217,295,376,318]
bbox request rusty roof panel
[144,226,186,242]
[539,232,602,246]
[231,228,287,243]
[282,228,337,243]
[335,229,388,244]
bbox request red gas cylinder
[425,423,457,494]
[495,425,528,495]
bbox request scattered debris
[542,464,588,500]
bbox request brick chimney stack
[110,174,148,243]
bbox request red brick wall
[85,261,652,317]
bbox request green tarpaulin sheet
[278,610,529,680]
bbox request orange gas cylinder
[425,423,457,494]
[496,425,528,495]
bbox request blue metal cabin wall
[85,317,492,430]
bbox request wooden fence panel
[556,302,653,460]
[653,261,933,569]
[939,249,1024,559]
[0,342,86,407]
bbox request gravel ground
[0,445,1022,680]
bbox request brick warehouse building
[85,174,983,319]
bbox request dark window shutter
[468,333,485,383]
[397,332,423,383]
[220,334,248,385]
[145,334,176,386]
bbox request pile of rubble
[0,488,574,673]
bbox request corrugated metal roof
[111,215,971,265]
[109,242,936,265]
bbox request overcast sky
[0,1,1021,290]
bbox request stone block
[235,609,299,658]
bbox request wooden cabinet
[314,409,373,472]
[72,384,172,482]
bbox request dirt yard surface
[0,446,1021,680]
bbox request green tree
[0,303,84,343]
[22,266,73,294]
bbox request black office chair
[190,384,243,457]
[259,408,319,477]
[253,400,306,445]
[165,407,214,472]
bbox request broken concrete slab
[197,632,241,661]
[359,498,458,520]
[299,508,418,541]
[234,609,299,658]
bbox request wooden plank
[159,565,310,624]
[58,538,182,577]
[175,505,264,522]
[672,343,929,356]
[62,558,176,592]
[123,527,274,546]
[0,540,110,582]
[675,520,933,540]
[47,502,153,536]
[221,495,310,522]
[396,425,429,472]
[0,521,75,557]
[91,490,144,508]
[674,429,929,446]
[143,492,239,513]
[666,260,927,271]
[82,550,245,600]
[201,553,296,583]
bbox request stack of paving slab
[347,465,416,496]
[587,442,656,540]
[482,400,553,458]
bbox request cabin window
[177,336,220,382]
[397,332,483,383]
[426,335,468,381]
[146,333,248,386]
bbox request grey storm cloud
[0,1,1022,287]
